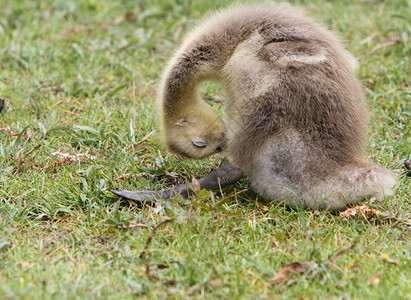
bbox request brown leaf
[340,204,411,224]
[269,262,307,284]
[339,204,383,220]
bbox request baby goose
[113,3,396,210]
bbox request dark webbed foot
[110,162,243,203]
[109,189,165,204]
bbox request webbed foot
[110,161,243,203]
[109,189,162,204]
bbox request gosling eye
[192,139,207,148]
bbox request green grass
[0,0,410,298]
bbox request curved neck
[161,77,201,117]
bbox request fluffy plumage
[158,2,396,210]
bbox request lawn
[0,0,410,298]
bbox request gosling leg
[110,162,243,203]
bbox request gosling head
[162,113,227,159]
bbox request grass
[0,0,410,298]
